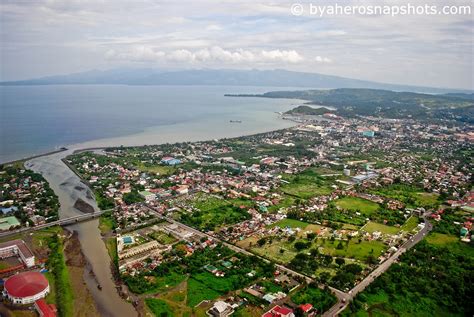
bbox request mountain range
[1,68,471,94]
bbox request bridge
[0,210,108,238]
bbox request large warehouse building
[3,271,50,304]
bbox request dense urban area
[0,95,473,317]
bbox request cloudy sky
[1,0,473,89]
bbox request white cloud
[206,24,223,31]
[314,56,332,63]
[105,46,309,65]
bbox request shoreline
[8,115,298,317]
[5,117,299,168]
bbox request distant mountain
[1,68,471,94]
[443,93,474,101]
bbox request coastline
[11,114,298,317]
[5,113,298,166]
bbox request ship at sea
[229,120,242,123]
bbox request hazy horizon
[1,1,473,89]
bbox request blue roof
[0,206,18,215]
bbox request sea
[0,85,304,163]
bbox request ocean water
[0,85,302,163]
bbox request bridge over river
[0,210,108,238]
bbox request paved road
[146,204,432,316]
[323,215,433,317]
[144,205,350,304]
[0,210,107,238]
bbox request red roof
[273,306,293,316]
[262,305,294,317]
[35,299,57,317]
[5,272,49,298]
[299,304,313,313]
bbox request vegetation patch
[335,197,380,216]
[280,168,334,199]
[400,216,419,232]
[362,222,400,235]
[291,284,337,313]
[343,237,473,317]
[186,278,220,307]
[269,218,310,229]
[146,298,174,317]
[47,234,74,317]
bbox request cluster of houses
[0,168,59,230]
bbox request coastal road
[323,215,433,317]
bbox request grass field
[400,216,419,232]
[182,194,251,230]
[146,298,175,317]
[269,218,310,229]
[250,239,298,264]
[321,239,386,262]
[150,232,177,245]
[371,185,439,209]
[335,197,380,216]
[187,278,221,307]
[426,233,474,257]
[280,169,334,199]
[136,163,177,176]
[362,221,400,235]
[145,272,187,295]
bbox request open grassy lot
[371,184,439,209]
[362,221,400,235]
[181,194,251,231]
[267,195,296,212]
[320,239,386,262]
[426,233,474,257]
[335,197,380,216]
[146,298,175,317]
[280,169,334,199]
[251,241,297,264]
[149,231,178,245]
[136,163,177,176]
[400,216,419,232]
[269,218,310,229]
[187,278,221,307]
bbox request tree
[294,241,310,251]
[257,238,266,246]
[335,258,345,266]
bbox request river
[22,100,297,316]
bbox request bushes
[291,284,337,313]
[47,235,74,317]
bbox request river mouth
[26,151,138,317]
[23,111,297,316]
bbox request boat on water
[229,120,242,123]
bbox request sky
[0,0,473,89]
